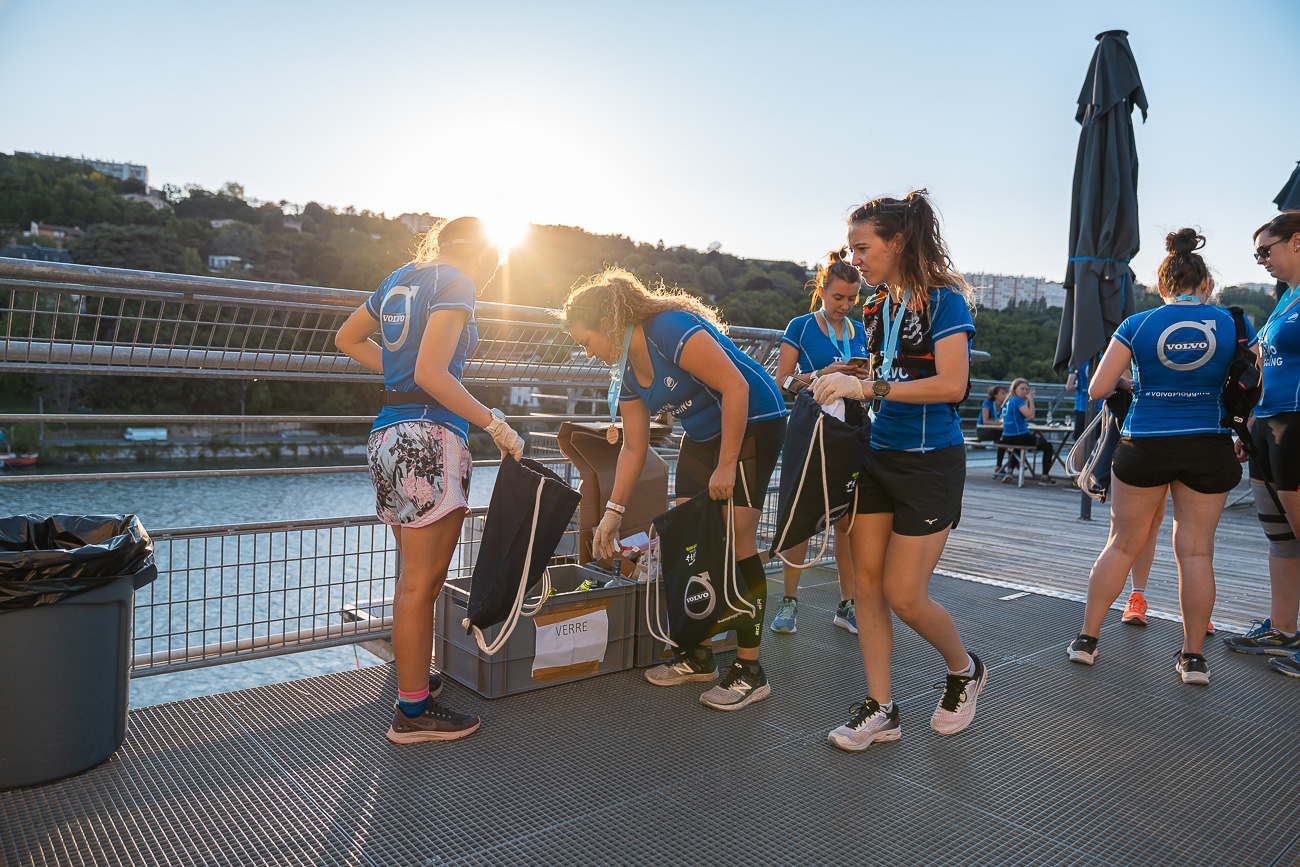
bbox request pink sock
[398,686,430,704]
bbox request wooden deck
[945,456,1269,632]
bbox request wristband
[605,502,626,515]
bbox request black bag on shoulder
[1220,306,1263,448]
[768,391,869,564]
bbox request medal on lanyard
[872,294,905,413]
[819,309,853,363]
[606,325,635,441]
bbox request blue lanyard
[607,325,635,422]
[875,294,905,381]
[1263,285,1300,341]
[1172,294,1200,303]
[817,309,854,362]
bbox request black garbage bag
[768,391,869,561]
[465,457,581,652]
[651,492,764,650]
[0,514,157,611]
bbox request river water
[0,459,500,708]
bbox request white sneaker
[930,652,986,735]
[828,698,900,751]
[644,650,718,686]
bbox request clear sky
[2,0,1296,286]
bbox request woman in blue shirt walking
[811,190,987,750]
[770,250,867,636]
[1069,229,1256,685]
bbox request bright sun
[481,216,532,254]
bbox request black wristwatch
[871,379,890,412]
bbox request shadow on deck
[4,568,1299,867]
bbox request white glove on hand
[592,509,623,561]
[812,372,865,404]
[485,411,524,461]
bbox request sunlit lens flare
[481,216,532,255]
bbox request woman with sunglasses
[1068,229,1255,685]
[562,268,787,710]
[770,250,867,637]
[1223,212,1300,673]
[811,190,986,750]
[335,217,525,743]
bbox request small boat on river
[1,452,38,468]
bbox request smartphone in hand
[781,375,810,395]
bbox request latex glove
[592,509,623,561]
[485,411,524,461]
[812,372,865,405]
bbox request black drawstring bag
[768,391,869,565]
[464,456,581,654]
[0,514,157,611]
[647,492,763,651]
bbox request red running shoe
[1206,621,1215,636]
[1121,591,1148,626]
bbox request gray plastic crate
[436,564,635,699]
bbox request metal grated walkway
[4,571,1300,867]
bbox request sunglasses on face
[1255,238,1286,261]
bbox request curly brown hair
[561,268,726,368]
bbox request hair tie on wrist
[605,502,626,515]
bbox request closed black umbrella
[1054,30,1148,375]
[1275,161,1300,211]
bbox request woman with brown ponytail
[770,250,867,636]
[1068,229,1257,686]
[562,269,787,711]
[810,190,987,751]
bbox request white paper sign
[532,609,609,673]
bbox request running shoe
[993,466,1008,478]
[1121,591,1148,625]
[1206,621,1215,636]
[1222,618,1300,656]
[645,649,719,686]
[770,597,798,634]
[1067,633,1099,665]
[1175,651,1210,685]
[828,698,900,751]
[833,600,858,634]
[1038,476,1058,487]
[700,661,770,711]
[1268,653,1300,678]
[386,700,480,744]
[930,652,987,735]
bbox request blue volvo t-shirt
[619,310,786,442]
[1001,396,1031,436]
[1112,303,1257,437]
[866,287,976,452]
[1071,360,1103,414]
[979,398,1000,426]
[365,262,478,442]
[1258,295,1300,416]
[781,312,868,374]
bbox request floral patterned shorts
[366,422,473,527]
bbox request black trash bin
[0,514,157,789]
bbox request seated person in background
[977,384,1008,476]
[999,377,1059,486]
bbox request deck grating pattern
[5,570,1299,867]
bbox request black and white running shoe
[699,661,770,710]
[1175,651,1210,685]
[931,652,987,735]
[1068,634,1099,665]
[828,698,901,751]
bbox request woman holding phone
[562,268,787,710]
[770,250,867,636]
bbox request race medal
[606,425,621,444]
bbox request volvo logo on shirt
[1156,319,1217,372]
[663,376,678,390]
[684,571,716,619]
[380,285,413,351]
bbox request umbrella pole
[1077,353,1101,520]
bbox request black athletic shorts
[675,416,786,509]
[855,444,965,536]
[1111,433,1241,494]
[1249,412,1300,492]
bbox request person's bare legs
[392,512,465,693]
[849,512,894,703]
[878,529,969,671]
[1081,479,1169,638]
[833,520,855,604]
[1168,481,1228,655]
[780,538,810,599]
[1128,496,1166,593]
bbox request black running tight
[1000,432,1057,476]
